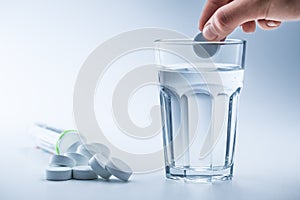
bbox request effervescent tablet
[65,141,82,153]
[72,166,98,180]
[89,143,110,158]
[46,166,72,181]
[193,32,219,58]
[64,152,89,166]
[89,153,111,180]
[106,157,133,182]
[76,143,110,159]
[49,155,75,167]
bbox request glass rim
[155,38,245,45]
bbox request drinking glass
[156,39,246,182]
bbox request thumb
[203,1,260,40]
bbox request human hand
[199,0,300,40]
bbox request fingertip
[202,23,219,41]
[266,20,281,28]
[258,19,281,30]
[241,21,256,33]
[199,16,206,31]
[199,0,229,33]
[203,1,250,41]
[199,21,204,31]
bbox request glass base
[165,165,233,183]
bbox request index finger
[199,0,231,30]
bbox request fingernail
[267,20,279,27]
[203,24,218,40]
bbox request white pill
[89,153,111,180]
[49,155,75,167]
[76,143,110,159]
[106,157,133,181]
[89,143,110,158]
[46,166,72,181]
[64,152,89,166]
[65,141,82,153]
[72,166,98,180]
[76,144,94,159]
[193,32,220,58]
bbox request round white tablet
[72,166,98,180]
[46,166,72,181]
[49,155,75,167]
[106,157,133,182]
[76,143,110,159]
[89,153,111,180]
[193,32,220,58]
[89,143,110,158]
[64,152,89,166]
[65,141,82,153]
[76,144,94,159]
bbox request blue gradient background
[0,0,300,199]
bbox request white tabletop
[1,126,300,200]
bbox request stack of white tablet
[45,143,133,182]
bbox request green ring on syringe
[55,129,79,155]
